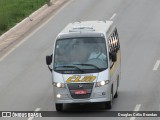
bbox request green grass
[0,0,49,35]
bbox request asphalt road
[0,0,160,120]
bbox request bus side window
[108,37,113,67]
[114,28,120,50]
[108,29,119,65]
[110,34,116,52]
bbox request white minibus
[46,21,121,111]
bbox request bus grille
[67,83,94,99]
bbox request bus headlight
[56,94,61,98]
[53,82,65,88]
[95,80,110,87]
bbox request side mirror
[110,52,117,62]
[46,55,52,65]
[46,55,53,72]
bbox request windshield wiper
[55,65,84,72]
[73,63,102,71]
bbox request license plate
[74,90,87,95]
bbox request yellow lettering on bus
[81,76,96,82]
[74,76,81,82]
[66,76,77,83]
[66,76,96,83]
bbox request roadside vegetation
[0,0,49,35]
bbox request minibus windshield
[54,37,108,72]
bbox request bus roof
[57,21,114,39]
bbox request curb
[0,0,68,51]
[0,4,48,42]
[29,4,48,21]
[0,17,31,42]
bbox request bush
[0,0,49,35]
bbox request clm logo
[66,76,96,83]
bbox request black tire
[114,91,118,98]
[104,87,113,109]
[55,103,63,112]
[114,76,119,98]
